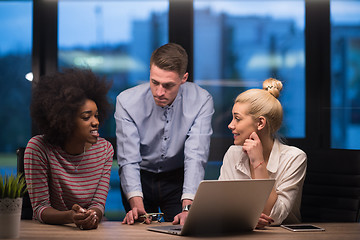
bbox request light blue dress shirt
[115,82,214,200]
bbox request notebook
[147,179,275,236]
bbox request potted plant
[0,173,27,238]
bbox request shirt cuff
[37,206,50,223]
[126,191,143,200]
[181,193,195,201]
[88,204,105,215]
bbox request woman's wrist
[254,161,265,170]
[89,207,103,222]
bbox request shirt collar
[235,149,251,177]
[266,139,281,173]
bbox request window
[194,0,305,139]
[331,0,360,149]
[0,1,32,175]
[58,0,169,139]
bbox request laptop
[147,179,275,236]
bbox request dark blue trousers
[120,168,184,222]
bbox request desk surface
[18,220,360,240]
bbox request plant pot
[0,198,23,239]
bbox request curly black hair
[31,68,112,146]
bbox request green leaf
[0,173,28,199]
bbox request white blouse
[219,139,307,225]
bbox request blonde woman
[219,78,307,228]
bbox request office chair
[301,148,360,222]
[16,147,33,220]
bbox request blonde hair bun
[262,78,283,98]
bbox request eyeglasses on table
[139,213,164,223]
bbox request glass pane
[331,0,360,149]
[0,1,32,175]
[194,0,305,139]
[58,0,169,220]
[58,0,169,139]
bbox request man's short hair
[150,43,188,76]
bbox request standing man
[115,43,214,225]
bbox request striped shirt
[24,135,114,223]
